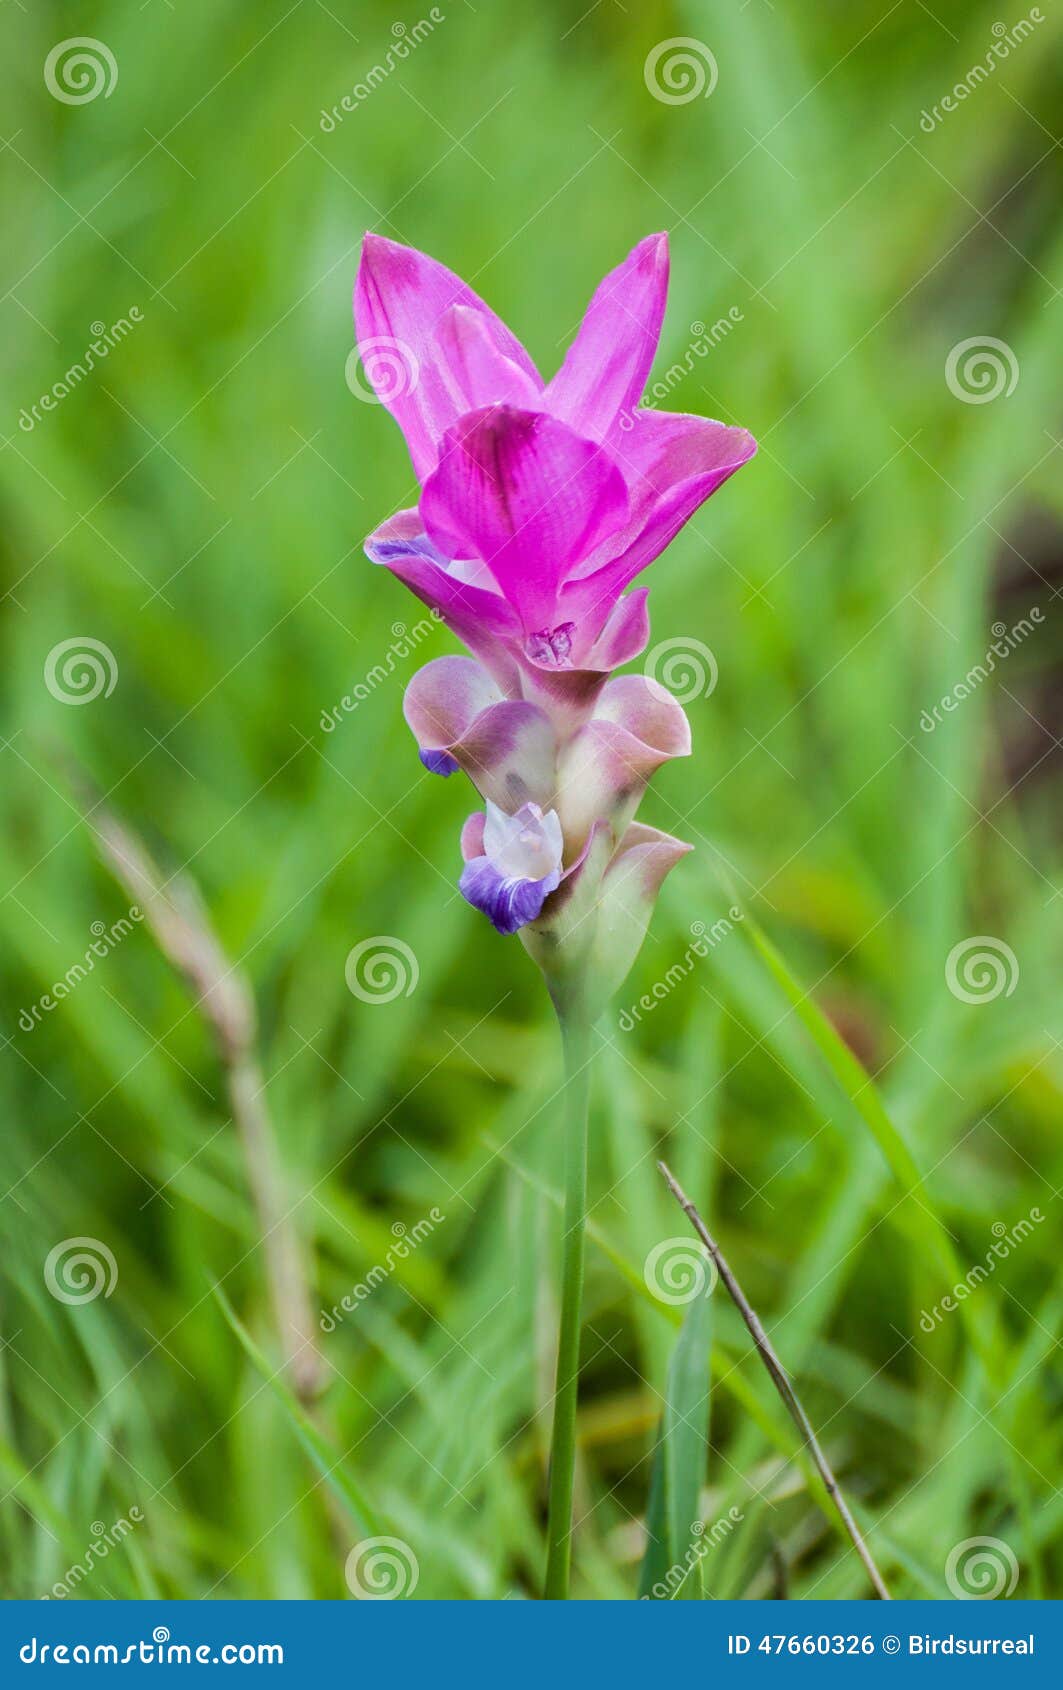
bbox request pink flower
[355,233,755,979]
[356,232,755,689]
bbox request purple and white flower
[459,802,564,936]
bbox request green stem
[543,1008,593,1600]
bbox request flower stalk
[352,230,756,1595]
[543,1003,592,1600]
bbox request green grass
[1,0,1061,1600]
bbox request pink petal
[460,811,486,861]
[403,657,557,811]
[403,655,501,752]
[555,675,691,849]
[591,823,693,1001]
[354,234,542,479]
[584,588,650,670]
[508,590,652,736]
[560,412,756,619]
[457,701,557,811]
[544,234,669,443]
[420,406,629,634]
[593,673,692,757]
[433,306,542,416]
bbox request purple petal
[420,748,459,776]
[354,234,542,479]
[420,406,629,635]
[544,234,669,444]
[459,856,561,936]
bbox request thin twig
[657,1160,891,1600]
[71,770,323,1403]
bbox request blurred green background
[2,0,1062,1600]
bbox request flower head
[356,233,755,1008]
[356,232,756,689]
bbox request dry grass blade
[72,768,323,1404]
[657,1160,891,1601]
